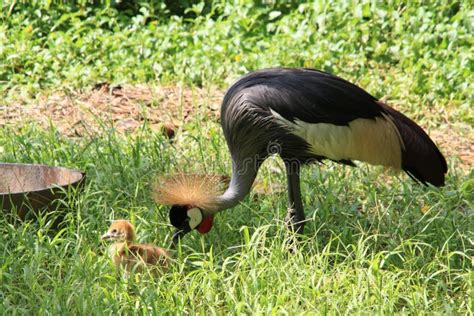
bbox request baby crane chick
[101,220,170,274]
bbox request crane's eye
[111,229,117,234]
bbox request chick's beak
[101,232,114,240]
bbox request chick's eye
[111,229,117,233]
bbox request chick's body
[102,220,170,273]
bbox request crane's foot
[285,208,305,235]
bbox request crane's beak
[171,229,187,247]
[171,219,192,247]
[172,227,194,247]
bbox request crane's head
[168,204,214,244]
[101,219,136,242]
[153,174,224,245]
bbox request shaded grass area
[0,120,472,314]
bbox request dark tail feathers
[378,101,447,186]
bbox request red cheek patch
[197,215,214,234]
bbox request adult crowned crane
[154,68,447,245]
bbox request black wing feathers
[230,68,385,125]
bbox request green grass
[0,119,472,314]
[1,1,473,314]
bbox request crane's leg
[284,161,305,234]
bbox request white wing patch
[270,109,403,169]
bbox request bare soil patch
[1,83,222,137]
